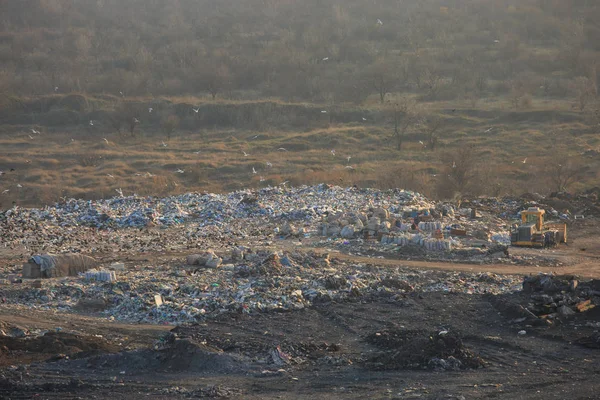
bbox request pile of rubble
[522,274,599,319]
[0,250,524,325]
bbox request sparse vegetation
[0,1,599,207]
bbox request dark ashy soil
[1,288,600,399]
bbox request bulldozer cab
[521,207,544,231]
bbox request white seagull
[345,166,354,169]
[54,86,59,92]
[28,135,34,139]
[484,127,493,133]
[362,117,367,121]
[103,138,109,144]
[192,107,200,113]
[243,151,250,157]
[266,162,272,167]
[252,167,257,174]
[321,110,327,113]
[377,19,383,25]
[148,107,153,113]
[16,184,22,188]
[322,57,329,61]
[2,189,8,194]
[419,140,424,145]
[133,118,140,123]
[31,128,40,134]
[176,169,185,174]
[277,148,288,151]
[522,158,527,164]
[193,151,201,154]
[161,141,168,147]
[347,156,351,162]
[107,174,114,178]
[331,149,336,156]
[452,161,456,168]
[89,120,94,126]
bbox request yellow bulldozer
[510,207,567,248]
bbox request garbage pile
[0,250,524,325]
[522,274,599,319]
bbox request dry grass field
[1,93,598,208]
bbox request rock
[205,256,223,269]
[281,222,298,236]
[517,330,527,336]
[340,225,355,239]
[367,217,380,232]
[76,298,108,312]
[557,305,575,316]
[186,251,215,266]
[373,207,389,220]
[232,248,244,261]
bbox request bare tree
[436,145,481,199]
[389,97,420,151]
[197,63,231,100]
[161,115,180,141]
[421,115,443,151]
[547,153,585,192]
[571,76,595,112]
[365,58,401,104]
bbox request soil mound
[364,329,484,371]
[79,338,248,374]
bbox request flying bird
[31,128,40,134]
[103,138,109,144]
[107,174,115,178]
[522,158,527,164]
[161,141,168,147]
[452,161,456,168]
[377,19,383,25]
[119,91,125,97]
[277,148,288,152]
[115,188,124,197]
[252,167,257,174]
[193,151,201,154]
[322,57,329,61]
[331,149,336,156]
[347,156,351,162]
[280,181,289,186]
[192,107,200,113]
[176,169,185,174]
[345,166,354,169]
[419,140,424,145]
[148,107,153,113]
[16,184,22,188]
[266,161,272,167]
[362,117,367,121]
[133,118,140,123]
[321,110,327,113]
[2,189,8,194]
[484,127,493,133]
[54,86,59,92]
[89,120,94,126]
[250,135,259,140]
[28,135,34,139]
[243,151,250,157]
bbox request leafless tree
[389,97,420,151]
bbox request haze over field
[0,0,599,207]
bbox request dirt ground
[0,218,599,399]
